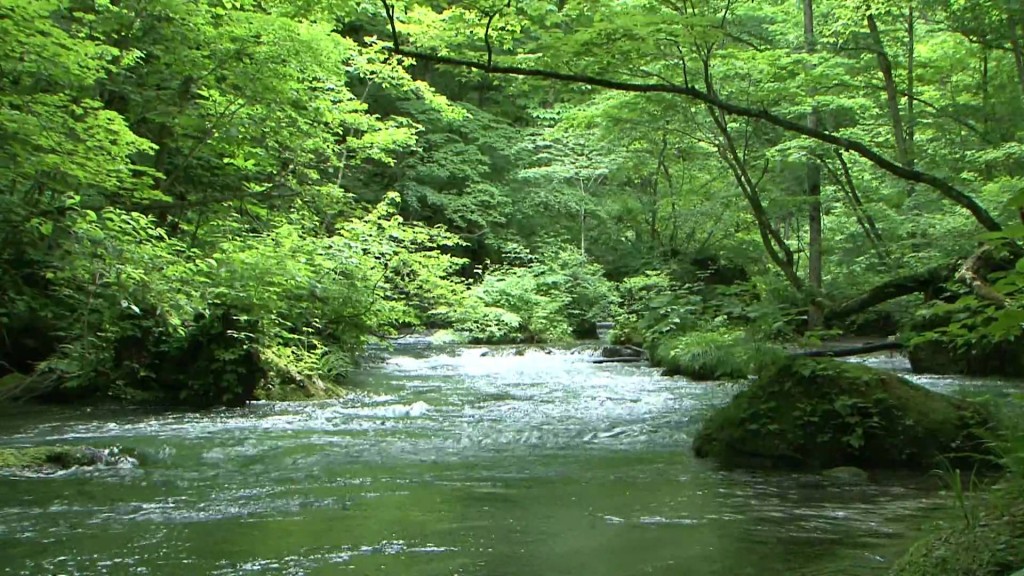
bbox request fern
[660,321,786,381]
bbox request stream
[0,345,1014,575]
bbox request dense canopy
[1,0,1022,399]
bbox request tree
[373,0,1022,319]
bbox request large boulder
[692,356,994,471]
[909,336,1024,378]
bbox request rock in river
[692,356,994,471]
[0,445,138,474]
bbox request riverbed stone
[692,356,994,471]
[821,466,870,483]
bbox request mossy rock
[905,305,1024,378]
[692,356,994,471]
[821,466,870,483]
[256,355,347,402]
[908,337,1024,378]
[256,374,347,402]
[890,484,1024,576]
[0,445,112,472]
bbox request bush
[438,246,618,344]
[653,324,756,381]
[17,195,466,407]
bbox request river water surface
[0,346,1010,575]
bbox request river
[0,345,1011,575]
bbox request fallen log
[956,246,1010,307]
[589,357,647,364]
[825,245,1020,326]
[824,263,956,324]
[792,341,905,358]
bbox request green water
[0,347,1004,575]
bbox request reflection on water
[0,347,993,575]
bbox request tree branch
[957,246,1010,307]
[381,43,1005,233]
[380,0,400,50]
[483,1,513,69]
[824,263,958,324]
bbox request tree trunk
[906,5,916,173]
[715,132,804,291]
[824,263,958,324]
[699,56,803,290]
[822,151,888,261]
[1008,14,1024,98]
[866,12,910,170]
[805,0,823,329]
[793,341,904,358]
[651,135,669,247]
[660,151,680,248]
[982,48,991,136]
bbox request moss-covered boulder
[904,296,1024,378]
[890,484,1024,576]
[692,356,994,471]
[255,362,347,402]
[0,445,121,473]
[908,336,1024,378]
[821,466,870,484]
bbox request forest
[2,0,1024,574]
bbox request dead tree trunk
[793,341,904,358]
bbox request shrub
[438,246,618,343]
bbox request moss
[255,369,347,402]
[905,308,1024,378]
[0,445,107,472]
[890,484,1024,576]
[821,466,870,483]
[693,356,994,471]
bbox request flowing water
[0,346,1014,576]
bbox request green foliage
[933,459,985,529]
[609,271,675,338]
[5,0,1024,408]
[890,480,1024,576]
[0,0,471,406]
[439,247,617,343]
[655,322,751,381]
[27,195,464,404]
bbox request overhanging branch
[378,21,1003,233]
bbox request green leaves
[0,0,476,404]
[439,245,617,343]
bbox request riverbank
[891,481,1024,575]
